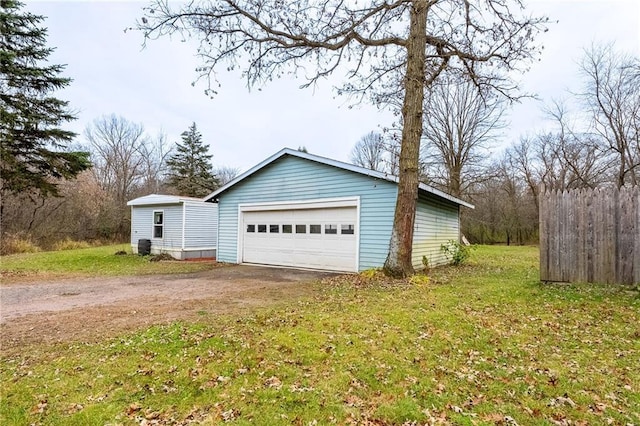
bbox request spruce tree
[0,0,90,199]
[166,123,218,197]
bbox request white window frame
[152,210,164,240]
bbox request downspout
[181,202,186,252]
[130,205,134,249]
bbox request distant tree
[535,101,611,191]
[138,131,173,195]
[139,0,547,277]
[0,1,90,206]
[580,44,640,187]
[350,132,386,172]
[421,78,504,198]
[214,165,241,186]
[85,114,168,237]
[85,115,148,205]
[166,123,218,197]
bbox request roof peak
[204,148,473,209]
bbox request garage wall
[412,193,460,269]
[217,155,397,270]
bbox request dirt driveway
[0,265,335,353]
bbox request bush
[440,240,473,266]
[52,238,91,251]
[0,234,41,255]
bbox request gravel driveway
[0,265,334,352]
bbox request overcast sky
[26,0,640,172]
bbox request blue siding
[217,154,462,271]
[217,155,397,270]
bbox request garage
[205,148,473,272]
[240,203,358,272]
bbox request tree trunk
[383,0,427,278]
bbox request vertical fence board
[539,188,548,281]
[539,186,639,285]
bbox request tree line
[350,44,639,245]
[4,0,634,277]
[0,1,238,252]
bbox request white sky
[25,0,640,172]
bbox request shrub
[52,238,91,251]
[0,234,41,255]
[440,240,473,266]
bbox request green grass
[0,244,217,280]
[1,246,639,425]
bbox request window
[269,224,279,233]
[341,224,355,235]
[295,224,307,234]
[153,211,164,239]
[310,224,321,234]
[282,224,292,234]
[258,224,267,233]
[247,224,255,233]
[325,224,337,235]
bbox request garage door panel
[242,206,357,272]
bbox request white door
[242,206,358,271]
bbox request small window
[310,224,321,234]
[325,224,337,235]
[247,224,255,233]
[269,224,279,233]
[295,224,306,234]
[153,211,163,239]
[282,224,292,234]
[258,224,267,233]
[341,224,355,235]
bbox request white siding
[412,193,460,269]
[130,202,217,255]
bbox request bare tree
[138,131,173,196]
[85,114,167,237]
[421,77,504,198]
[580,43,640,187]
[85,115,148,205]
[504,137,541,213]
[536,101,612,191]
[350,131,387,171]
[138,0,547,276]
[215,166,241,186]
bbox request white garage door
[242,206,358,272]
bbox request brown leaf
[126,402,142,416]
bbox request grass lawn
[0,244,217,281]
[1,246,638,425]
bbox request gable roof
[204,148,474,209]
[127,194,205,206]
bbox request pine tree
[0,0,90,199]
[166,123,218,197]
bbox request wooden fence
[539,186,640,285]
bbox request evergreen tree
[0,0,90,199]
[166,123,218,197]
